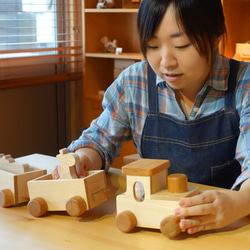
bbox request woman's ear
[216,34,227,54]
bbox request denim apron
[141,59,241,189]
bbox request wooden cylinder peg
[167,173,188,193]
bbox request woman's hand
[174,181,250,234]
[52,148,103,179]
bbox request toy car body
[27,150,110,217]
[115,159,199,238]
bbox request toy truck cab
[115,159,200,238]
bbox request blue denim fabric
[141,60,241,189]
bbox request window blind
[0,0,82,89]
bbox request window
[0,0,82,88]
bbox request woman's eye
[147,45,158,49]
[175,44,190,49]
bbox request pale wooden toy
[115,159,200,238]
[0,153,47,208]
[27,149,110,217]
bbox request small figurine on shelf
[96,0,115,9]
[101,36,117,53]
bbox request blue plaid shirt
[68,54,250,189]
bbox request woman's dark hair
[137,0,227,62]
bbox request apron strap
[226,59,240,108]
[147,63,158,112]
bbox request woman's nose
[160,48,177,69]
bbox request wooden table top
[1,154,250,250]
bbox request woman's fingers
[51,165,60,179]
[75,162,88,178]
[178,191,214,207]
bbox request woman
[57,0,250,234]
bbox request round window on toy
[133,181,145,202]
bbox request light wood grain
[0,153,30,174]
[1,154,250,249]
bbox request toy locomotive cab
[115,159,200,238]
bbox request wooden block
[167,173,188,193]
[56,148,80,179]
[122,159,170,176]
[0,153,30,174]
[0,154,15,164]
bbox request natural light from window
[0,0,57,58]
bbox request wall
[0,83,68,158]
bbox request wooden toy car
[27,149,111,217]
[115,159,200,238]
[0,153,47,208]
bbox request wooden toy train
[115,158,200,238]
[0,149,110,218]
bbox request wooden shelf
[82,0,250,168]
[85,52,143,60]
[85,8,138,13]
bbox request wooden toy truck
[115,159,200,238]
[0,154,47,208]
[27,149,110,217]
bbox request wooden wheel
[160,215,181,238]
[66,196,87,217]
[0,189,14,207]
[27,197,48,217]
[115,210,137,233]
